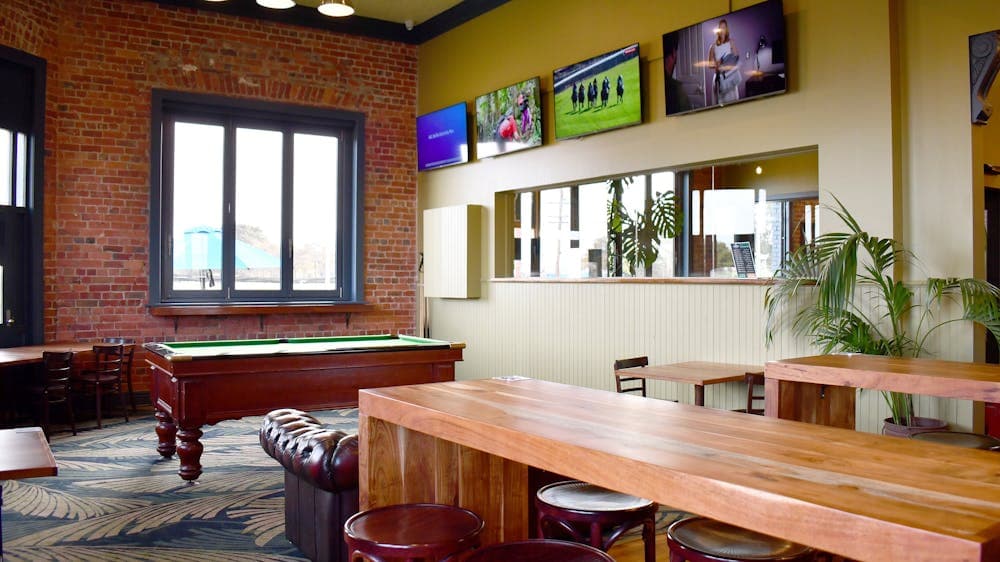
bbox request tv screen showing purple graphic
[417,102,469,172]
[663,0,786,116]
[475,76,542,159]
[553,43,642,140]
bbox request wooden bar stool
[457,539,614,561]
[666,517,815,562]
[536,480,657,562]
[343,503,484,561]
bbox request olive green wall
[417,0,896,271]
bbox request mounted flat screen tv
[663,0,786,116]
[553,43,642,140]
[417,102,469,171]
[475,77,542,159]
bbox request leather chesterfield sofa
[260,408,360,562]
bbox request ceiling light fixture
[318,0,355,17]
[256,0,295,9]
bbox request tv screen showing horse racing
[662,0,786,116]
[553,43,642,140]
[475,76,542,159]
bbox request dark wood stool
[535,480,657,562]
[911,430,1000,451]
[458,539,614,561]
[343,503,484,562]
[666,516,815,562]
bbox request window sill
[148,303,375,331]
[490,277,775,285]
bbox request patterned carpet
[2,409,358,561]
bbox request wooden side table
[0,427,58,555]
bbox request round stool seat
[538,481,654,512]
[461,539,614,562]
[344,503,484,561]
[911,430,1000,451]
[666,517,814,562]
[536,481,658,562]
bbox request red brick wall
[1,0,419,393]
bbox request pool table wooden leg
[155,408,177,458]
[177,426,204,482]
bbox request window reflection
[506,151,817,279]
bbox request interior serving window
[503,150,818,279]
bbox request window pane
[172,122,224,292]
[538,187,573,277]
[578,182,606,277]
[15,132,27,207]
[513,192,534,277]
[0,129,11,206]
[293,133,339,291]
[235,128,282,291]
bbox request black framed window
[149,91,365,305]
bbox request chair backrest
[613,356,648,371]
[613,356,648,396]
[41,350,74,388]
[745,372,765,415]
[92,343,125,377]
[102,337,135,374]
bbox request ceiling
[293,0,463,26]
[151,0,509,44]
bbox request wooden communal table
[145,334,463,482]
[765,354,1000,428]
[614,361,762,406]
[359,378,1000,562]
[0,427,58,554]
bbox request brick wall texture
[1,0,419,393]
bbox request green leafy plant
[606,177,681,277]
[764,196,1000,425]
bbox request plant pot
[882,416,949,438]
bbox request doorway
[0,46,46,347]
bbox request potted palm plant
[764,196,1000,434]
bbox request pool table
[144,334,463,482]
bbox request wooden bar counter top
[358,377,1000,562]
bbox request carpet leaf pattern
[4,480,151,519]
[3,410,357,560]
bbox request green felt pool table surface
[146,334,457,361]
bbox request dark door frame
[0,44,46,344]
[987,186,999,364]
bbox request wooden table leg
[155,408,177,458]
[694,384,705,407]
[360,413,529,545]
[177,426,204,482]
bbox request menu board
[731,241,756,279]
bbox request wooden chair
[102,337,136,412]
[536,480,658,562]
[744,372,765,415]
[666,516,815,562]
[343,503,484,561]
[456,539,614,561]
[73,343,130,429]
[29,351,77,441]
[613,356,648,397]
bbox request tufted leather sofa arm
[260,408,359,493]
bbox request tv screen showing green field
[553,43,641,140]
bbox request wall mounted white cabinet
[423,204,482,299]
